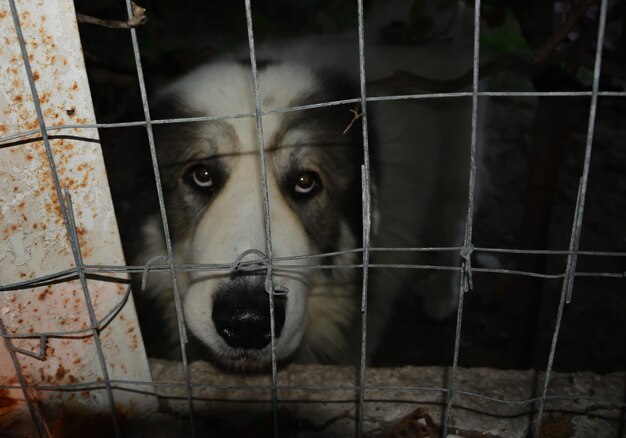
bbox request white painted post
[0,0,156,433]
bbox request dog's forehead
[168,62,318,155]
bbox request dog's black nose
[212,282,286,350]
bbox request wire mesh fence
[1,0,626,437]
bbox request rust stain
[37,287,51,301]
[0,0,152,412]
[0,389,17,409]
[38,90,50,105]
[55,364,66,380]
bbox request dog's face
[147,62,364,369]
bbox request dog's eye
[187,165,214,190]
[293,171,321,197]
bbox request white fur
[136,0,481,367]
[139,63,360,366]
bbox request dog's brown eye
[188,165,214,189]
[294,171,320,196]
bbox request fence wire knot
[141,255,169,291]
[230,249,289,295]
[460,245,474,293]
[230,249,268,273]
[14,335,48,361]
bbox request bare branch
[76,2,148,29]
[343,107,365,135]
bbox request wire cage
[1,0,625,437]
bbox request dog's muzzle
[212,280,286,350]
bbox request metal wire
[6,1,120,436]
[1,376,625,410]
[533,0,611,436]
[355,0,374,435]
[0,0,624,436]
[62,190,122,437]
[122,0,197,435]
[2,258,624,299]
[242,1,280,436]
[440,1,482,435]
[0,317,47,437]
[2,91,626,147]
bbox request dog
[131,61,367,368]
[103,2,477,370]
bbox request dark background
[75,0,626,374]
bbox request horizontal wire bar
[1,263,622,339]
[0,379,623,410]
[1,243,624,291]
[2,261,624,293]
[1,90,624,145]
[0,284,132,338]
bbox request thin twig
[76,2,147,29]
[343,106,364,135]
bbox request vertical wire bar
[62,190,120,437]
[440,0,482,435]
[122,1,196,435]
[0,319,47,438]
[242,2,279,436]
[355,0,373,436]
[532,1,609,436]
[562,0,609,305]
[7,1,120,435]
